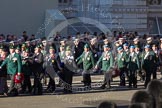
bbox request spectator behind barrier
[97,101,117,108]
[131,91,154,108]
[147,79,162,108]
[129,103,148,108]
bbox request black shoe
[83,86,91,90]
[128,85,132,88]
[3,93,8,96]
[51,91,57,95]
[120,83,126,86]
[133,85,137,88]
[46,87,55,93]
[63,91,71,94]
[106,85,111,89]
[38,92,42,95]
[56,84,61,87]
[100,86,105,89]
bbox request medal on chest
[87,56,90,61]
[103,53,110,60]
[133,57,136,62]
[121,58,124,61]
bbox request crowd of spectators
[97,79,162,108]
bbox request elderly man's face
[60,47,64,52]
[104,47,108,52]
[119,41,123,45]
[84,48,89,52]
[15,49,20,54]
[104,41,109,45]
[152,46,157,51]
[42,41,47,46]
[24,52,29,57]
[145,48,149,52]
[65,51,71,56]
[147,40,152,44]
[135,47,139,52]
[60,41,66,46]
[134,41,138,44]
[74,40,79,45]
[123,46,128,50]
[26,42,30,46]
[118,49,123,53]
[0,49,2,53]
[9,49,15,53]
[130,48,134,52]
[49,49,55,54]
[35,48,40,53]
[160,43,162,49]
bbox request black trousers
[145,69,152,88]
[128,70,137,87]
[63,70,73,93]
[119,67,126,86]
[8,75,15,93]
[125,67,129,80]
[101,71,111,88]
[22,75,31,93]
[82,71,91,86]
[152,67,157,79]
[47,75,55,92]
[32,72,43,95]
[57,71,65,86]
[138,70,145,81]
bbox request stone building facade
[57,0,162,35]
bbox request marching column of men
[0,35,162,96]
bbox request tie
[119,53,122,60]
[85,52,88,59]
[10,54,13,60]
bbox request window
[69,0,73,3]
[148,0,161,5]
[59,0,71,4]
[64,0,68,3]
[100,0,112,5]
[59,0,62,3]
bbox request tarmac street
[0,73,161,108]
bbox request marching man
[141,45,156,88]
[0,45,22,96]
[76,44,95,88]
[116,46,128,86]
[127,45,140,88]
[95,45,114,89]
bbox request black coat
[43,54,61,74]
[74,42,84,59]
[0,59,7,77]
[32,53,44,73]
